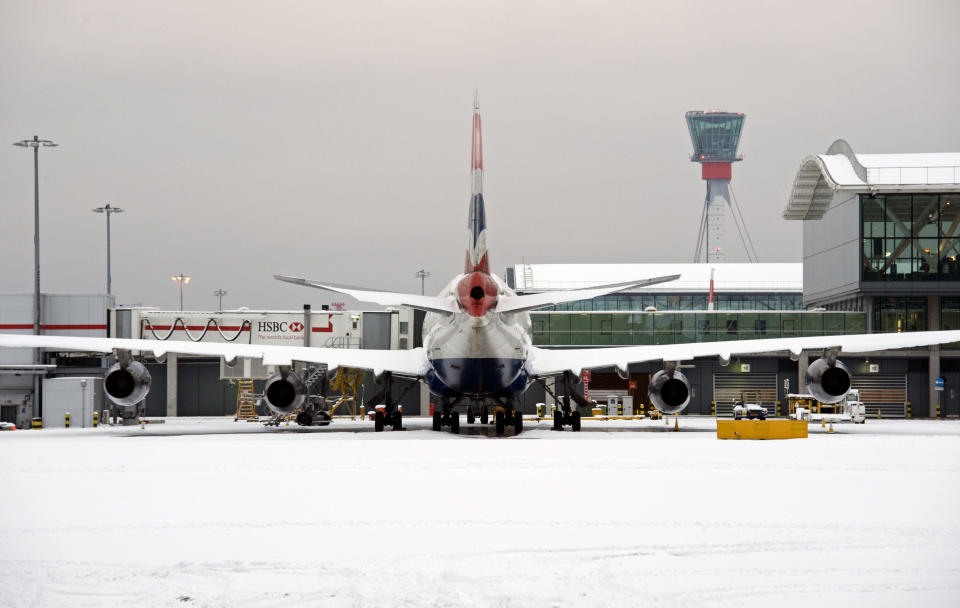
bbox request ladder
[234,379,259,421]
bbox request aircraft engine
[648,368,691,414]
[104,360,152,407]
[804,357,851,404]
[262,369,307,415]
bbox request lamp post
[12,136,58,337]
[92,204,124,295]
[13,135,57,418]
[213,289,227,312]
[414,269,431,296]
[171,273,191,310]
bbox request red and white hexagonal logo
[288,322,304,332]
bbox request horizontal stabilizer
[495,274,680,314]
[274,275,459,315]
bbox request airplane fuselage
[423,273,532,399]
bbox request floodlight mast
[171,273,191,310]
[12,135,57,416]
[92,203,124,295]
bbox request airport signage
[935,377,944,391]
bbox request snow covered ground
[2,416,959,607]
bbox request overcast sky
[2,0,958,311]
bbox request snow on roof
[784,140,960,221]
[511,263,802,293]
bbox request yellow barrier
[717,419,808,440]
[65,412,70,428]
[93,411,99,428]
[31,418,42,430]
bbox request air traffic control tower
[686,111,746,263]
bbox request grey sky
[2,0,958,311]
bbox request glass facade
[685,112,744,162]
[541,292,803,313]
[532,311,866,347]
[873,296,927,333]
[862,193,960,282]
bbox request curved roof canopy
[784,140,960,221]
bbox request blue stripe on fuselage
[426,357,527,398]
[469,193,486,246]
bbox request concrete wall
[802,192,863,307]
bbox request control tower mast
[686,111,748,263]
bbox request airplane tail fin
[466,92,490,274]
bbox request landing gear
[551,371,582,432]
[480,406,489,425]
[495,411,505,435]
[431,398,462,434]
[513,410,523,434]
[374,410,385,432]
[467,406,475,424]
[392,410,403,431]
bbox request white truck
[791,389,866,424]
[732,398,767,420]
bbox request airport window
[862,193,960,282]
[399,321,408,334]
[754,318,767,335]
[874,297,927,333]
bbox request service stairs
[234,380,259,421]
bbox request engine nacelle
[648,368,691,414]
[104,360,152,407]
[262,370,307,415]
[804,358,851,404]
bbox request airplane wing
[526,330,960,377]
[274,275,458,315]
[495,274,680,314]
[0,334,430,378]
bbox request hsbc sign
[257,321,304,333]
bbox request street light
[12,135,58,337]
[213,289,227,312]
[13,135,57,417]
[92,204,124,295]
[414,269,431,296]
[171,273,191,310]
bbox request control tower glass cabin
[686,111,745,263]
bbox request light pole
[414,269,431,296]
[12,136,58,337]
[13,135,57,417]
[92,204,124,295]
[171,273,191,310]
[213,289,227,311]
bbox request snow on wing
[0,334,430,377]
[526,330,960,377]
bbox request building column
[928,295,941,418]
[166,353,178,417]
[419,381,429,417]
[797,351,809,393]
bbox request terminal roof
[784,139,960,221]
[510,263,801,294]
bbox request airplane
[3,98,960,435]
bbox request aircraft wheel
[571,412,581,432]
[513,410,523,435]
[450,414,460,434]
[467,407,475,424]
[481,407,489,425]
[495,411,505,435]
[374,411,385,432]
[432,412,442,432]
[553,410,563,431]
[393,410,403,431]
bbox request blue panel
[426,357,528,398]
